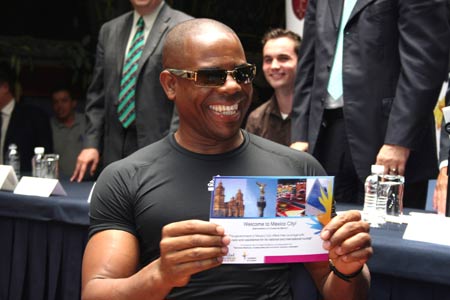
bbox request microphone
[441,106,450,217]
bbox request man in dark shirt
[50,87,86,178]
[245,29,301,146]
[81,19,372,300]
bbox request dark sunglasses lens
[234,65,255,84]
[196,70,227,86]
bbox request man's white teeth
[209,104,238,115]
[271,73,284,78]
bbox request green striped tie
[118,17,144,128]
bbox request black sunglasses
[166,64,256,87]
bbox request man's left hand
[376,144,410,176]
[321,210,372,276]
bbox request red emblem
[292,0,308,20]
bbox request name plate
[209,175,334,264]
[0,165,19,191]
[14,176,67,197]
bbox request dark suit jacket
[291,0,450,183]
[84,2,192,167]
[4,102,53,173]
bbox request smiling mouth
[208,103,239,115]
[271,73,285,78]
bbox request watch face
[445,122,450,134]
[292,0,308,20]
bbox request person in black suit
[71,0,192,182]
[291,0,450,208]
[0,63,53,173]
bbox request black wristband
[329,259,363,282]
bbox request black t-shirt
[89,131,326,299]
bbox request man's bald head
[162,18,242,68]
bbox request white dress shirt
[124,2,165,59]
[0,99,15,164]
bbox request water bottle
[32,147,45,177]
[377,174,405,225]
[5,143,20,179]
[362,164,384,225]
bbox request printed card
[209,176,334,264]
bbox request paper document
[403,213,450,246]
[209,176,334,264]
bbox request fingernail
[223,236,231,245]
[323,241,331,250]
[321,229,330,240]
[216,225,225,235]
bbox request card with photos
[209,175,334,264]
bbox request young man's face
[52,90,76,121]
[262,37,298,91]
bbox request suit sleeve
[384,0,450,149]
[291,0,317,143]
[83,25,107,151]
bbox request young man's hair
[261,28,302,54]
[51,85,75,100]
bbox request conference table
[290,205,450,300]
[339,205,450,300]
[1,181,450,300]
[0,180,92,300]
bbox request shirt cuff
[440,160,448,170]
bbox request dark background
[0,0,286,114]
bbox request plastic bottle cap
[9,144,17,149]
[34,147,45,154]
[371,164,385,174]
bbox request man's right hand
[290,141,309,152]
[157,220,230,288]
[71,148,100,182]
[81,220,230,299]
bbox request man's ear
[160,70,177,101]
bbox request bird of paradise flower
[307,179,333,234]
[317,180,333,226]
